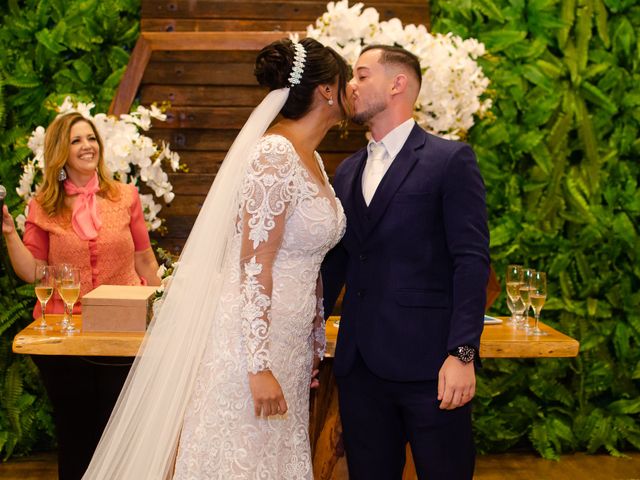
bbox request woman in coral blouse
[2,112,160,480]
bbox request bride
[83,37,350,479]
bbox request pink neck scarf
[64,173,102,240]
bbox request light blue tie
[363,142,387,205]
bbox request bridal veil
[83,88,290,479]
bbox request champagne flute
[56,264,80,333]
[510,294,527,325]
[519,268,536,330]
[33,265,54,330]
[529,271,548,336]
[505,265,523,325]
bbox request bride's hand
[310,356,321,389]
[248,370,288,417]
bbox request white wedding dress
[173,134,346,479]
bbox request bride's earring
[58,168,67,182]
[325,86,334,106]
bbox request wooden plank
[142,1,427,24]
[150,50,258,63]
[150,107,255,129]
[159,194,207,216]
[169,151,351,179]
[146,128,242,150]
[151,235,188,254]
[172,151,225,174]
[147,128,367,152]
[319,135,369,155]
[109,32,287,116]
[140,85,266,106]
[142,18,312,32]
[311,370,342,479]
[169,172,215,194]
[109,36,152,116]
[161,215,197,238]
[143,31,300,51]
[142,62,256,85]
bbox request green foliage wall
[431,0,640,458]
[0,0,139,459]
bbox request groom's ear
[390,74,409,96]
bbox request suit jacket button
[359,253,367,261]
[357,290,364,297]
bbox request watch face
[456,346,475,363]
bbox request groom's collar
[370,118,415,160]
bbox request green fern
[3,363,24,437]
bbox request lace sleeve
[239,140,296,374]
[313,273,326,361]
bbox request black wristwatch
[449,345,476,364]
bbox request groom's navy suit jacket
[322,124,490,381]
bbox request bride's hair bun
[254,37,350,120]
[254,39,294,90]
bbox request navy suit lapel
[338,149,368,243]
[363,125,427,238]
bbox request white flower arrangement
[305,0,492,139]
[16,97,181,232]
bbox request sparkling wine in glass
[505,265,523,325]
[506,265,524,325]
[519,268,536,330]
[34,265,54,330]
[529,271,548,336]
[56,264,80,333]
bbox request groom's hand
[437,356,476,410]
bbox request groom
[322,45,490,479]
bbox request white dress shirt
[361,118,416,205]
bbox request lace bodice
[174,134,346,479]
[237,134,345,373]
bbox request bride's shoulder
[258,133,295,153]
[247,134,299,176]
[253,134,299,164]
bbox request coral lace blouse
[23,183,152,319]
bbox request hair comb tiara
[288,41,307,87]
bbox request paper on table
[484,315,503,325]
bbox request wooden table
[13,315,579,358]
[13,315,579,480]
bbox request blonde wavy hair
[37,112,119,216]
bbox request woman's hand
[2,205,16,236]
[248,370,288,417]
[1,204,37,283]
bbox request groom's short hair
[361,44,422,88]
